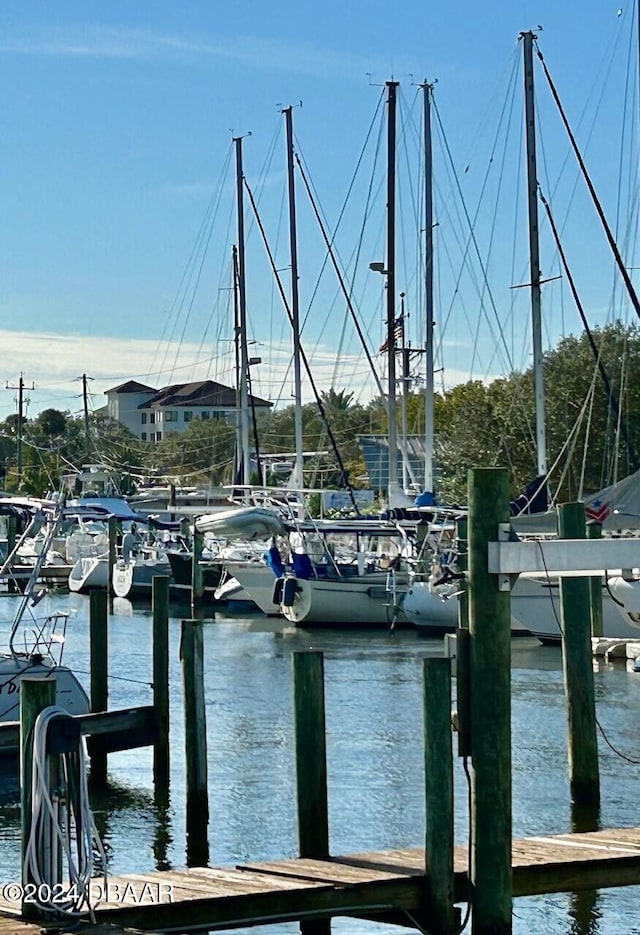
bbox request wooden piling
[20,676,56,920]
[108,515,118,597]
[586,521,603,638]
[89,588,109,788]
[293,651,330,935]
[454,516,471,758]
[423,657,455,935]
[467,467,512,935]
[153,575,170,792]
[558,503,600,813]
[293,652,329,859]
[191,527,204,611]
[180,619,209,866]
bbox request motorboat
[0,503,89,726]
[111,541,172,599]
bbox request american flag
[585,498,610,523]
[379,316,404,354]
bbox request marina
[0,573,640,931]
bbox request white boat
[277,569,409,627]
[218,561,284,615]
[68,555,109,592]
[267,517,417,627]
[0,612,89,723]
[515,572,640,643]
[111,544,172,598]
[0,504,89,726]
[213,569,259,607]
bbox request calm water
[1,590,640,934]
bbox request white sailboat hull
[512,575,640,642]
[401,575,640,641]
[279,572,409,627]
[220,562,281,615]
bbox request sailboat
[262,83,469,628]
[402,31,640,641]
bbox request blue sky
[0,0,637,422]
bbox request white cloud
[0,25,388,81]
[0,329,382,420]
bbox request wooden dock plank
[237,857,418,884]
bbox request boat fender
[282,577,300,607]
[272,577,285,605]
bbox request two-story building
[105,379,272,443]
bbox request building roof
[140,380,272,410]
[105,380,157,395]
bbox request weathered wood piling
[468,467,512,935]
[89,588,108,787]
[180,618,209,866]
[153,575,170,792]
[558,503,600,814]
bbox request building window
[156,431,162,441]
[201,411,210,420]
[184,411,192,422]
[141,432,147,442]
[141,413,147,424]
[150,412,155,424]
[165,411,178,423]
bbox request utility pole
[5,373,34,489]
[82,373,92,457]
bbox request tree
[36,409,68,437]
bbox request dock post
[89,588,109,789]
[20,676,56,920]
[293,651,330,935]
[191,527,204,612]
[180,619,209,866]
[454,516,471,758]
[586,520,603,638]
[423,657,455,935]
[468,467,512,935]
[153,575,170,794]
[558,503,600,813]
[108,515,117,597]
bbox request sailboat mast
[386,80,399,494]
[232,244,242,483]
[522,30,548,477]
[423,81,435,496]
[234,136,251,485]
[283,106,304,492]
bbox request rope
[23,705,108,919]
[535,41,640,324]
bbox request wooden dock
[2,827,640,932]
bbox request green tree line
[2,322,638,501]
